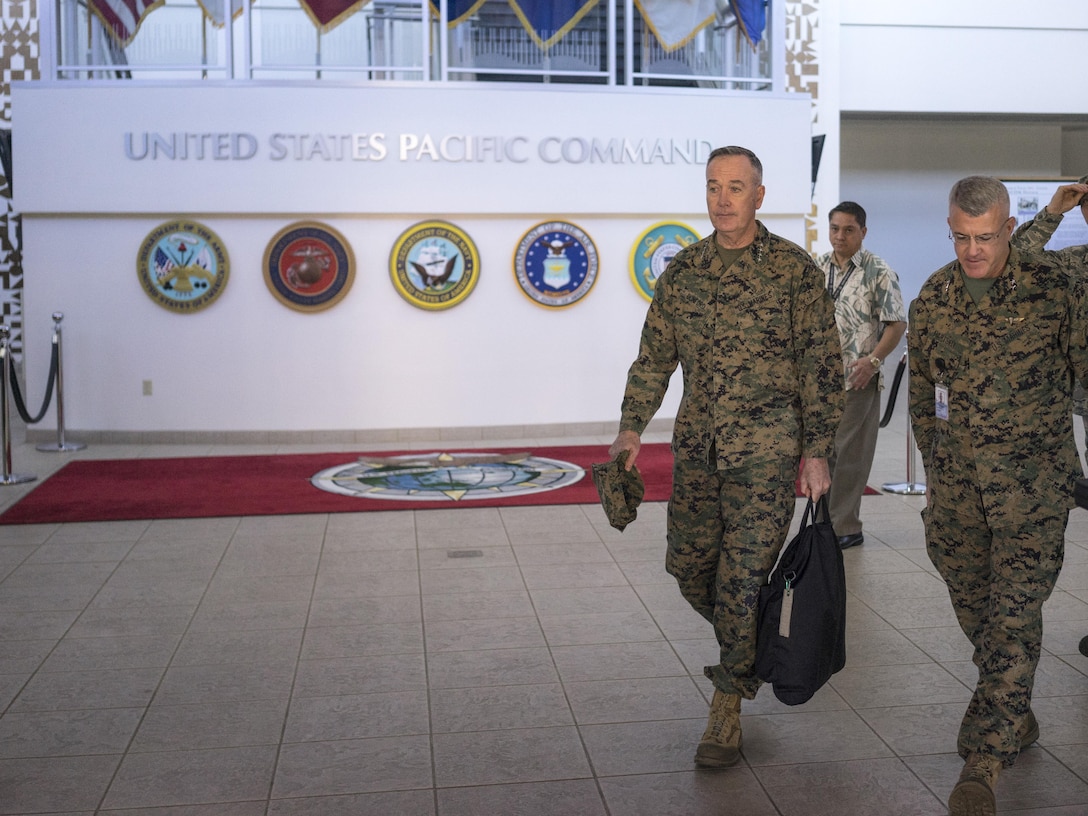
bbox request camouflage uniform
[908,247,1088,766]
[1011,207,1088,413]
[619,223,843,699]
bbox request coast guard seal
[630,221,699,301]
[390,220,480,310]
[513,221,598,308]
[137,220,229,313]
[311,451,585,501]
[264,221,355,312]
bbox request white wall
[838,118,1066,304]
[839,0,1088,115]
[14,84,814,434]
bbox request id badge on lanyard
[935,383,949,421]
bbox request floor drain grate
[447,549,484,559]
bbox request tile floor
[0,421,1086,815]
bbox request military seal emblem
[264,221,355,312]
[513,220,598,308]
[630,221,699,301]
[137,219,229,313]
[311,451,585,501]
[390,220,480,310]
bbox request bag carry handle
[799,494,831,528]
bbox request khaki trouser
[665,455,797,699]
[827,377,880,536]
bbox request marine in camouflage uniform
[909,176,1088,814]
[616,212,843,700]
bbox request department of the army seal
[137,219,229,313]
[390,220,480,310]
[629,221,700,301]
[513,220,598,308]
[264,221,355,312]
[311,451,585,501]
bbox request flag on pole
[635,0,716,52]
[298,0,372,32]
[89,0,164,46]
[196,0,245,27]
[508,0,599,49]
[730,0,766,48]
[430,0,489,27]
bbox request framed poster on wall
[1003,178,1088,251]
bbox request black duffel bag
[1075,477,1088,510]
[754,495,847,705]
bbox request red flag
[90,0,164,46]
[298,0,371,32]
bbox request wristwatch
[868,356,881,369]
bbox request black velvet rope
[7,340,59,424]
[878,354,906,429]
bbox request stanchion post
[0,325,36,486]
[883,346,926,496]
[36,312,86,452]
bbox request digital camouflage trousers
[924,481,1065,767]
[666,454,798,699]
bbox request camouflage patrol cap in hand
[591,450,645,532]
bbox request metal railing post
[883,347,926,496]
[37,312,86,452]
[0,325,36,486]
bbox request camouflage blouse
[1011,208,1088,414]
[619,223,844,471]
[908,247,1088,516]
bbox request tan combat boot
[947,753,1001,816]
[694,689,742,768]
[1019,710,1039,749]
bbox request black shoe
[837,532,864,549]
[1080,635,1088,658]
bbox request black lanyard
[827,262,855,301]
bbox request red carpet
[0,445,664,525]
[0,445,878,525]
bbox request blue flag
[435,0,488,26]
[730,0,766,48]
[509,0,599,49]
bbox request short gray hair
[949,176,1009,218]
[707,146,763,185]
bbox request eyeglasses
[948,230,1003,246]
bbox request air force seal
[137,220,229,313]
[514,221,598,308]
[264,221,355,312]
[390,220,480,310]
[630,221,699,301]
[311,451,585,501]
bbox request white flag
[635,0,718,52]
[198,0,246,27]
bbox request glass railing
[43,0,779,91]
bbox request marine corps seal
[137,219,229,313]
[513,220,598,308]
[264,221,355,312]
[390,220,480,310]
